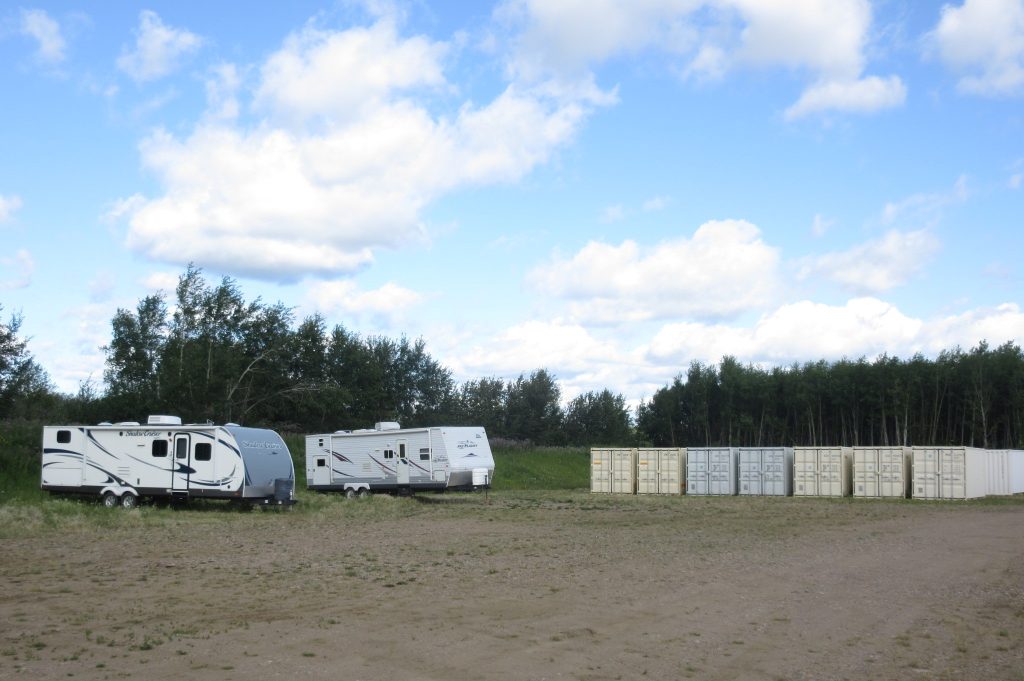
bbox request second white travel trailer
[41,416,296,508]
[305,423,495,495]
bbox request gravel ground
[1,492,1022,680]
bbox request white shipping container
[636,448,684,495]
[853,447,911,498]
[686,447,738,496]
[912,446,988,500]
[793,447,853,497]
[1009,450,1024,494]
[738,447,793,496]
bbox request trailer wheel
[121,492,138,510]
[344,488,356,499]
[357,488,370,498]
[102,492,118,508]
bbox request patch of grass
[490,446,589,490]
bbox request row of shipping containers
[591,446,1024,500]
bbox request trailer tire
[102,491,118,508]
[344,487,357,499]
[358,488,370,498]
[121,492,138,510]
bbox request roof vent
[147,415,182,426]
[375,421,401,431]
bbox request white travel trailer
[41,416,296,508]
[306,423,495,495]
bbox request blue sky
[1,0,1022,406]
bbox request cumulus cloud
[1,250,35,290]
[141,271,180,293]
[0,194,23,223]
[307,279,423,321]
[797,229,941,294]
[928,0,1024,96]
[529,219,780,324]
[117,10,203,82]
[648,298,922,364]
[499,0,905,118]
[116,17,602,281]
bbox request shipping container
[853,447,911,498]
[686,447,738,496]
[591,448,637,494]
[912,446,988,500]
[987,449,1011,496]
[738,447,793,496]
[636,448,684,495]
[1009,450,1024,494]
[793,447,853,497]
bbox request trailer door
[396,441,410,486]
[173,434,190,490]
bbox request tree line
[637,347,1024,449]
[1,266,1021,449]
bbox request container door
[739,450,760,495]
[794,450,815,496]
[396,442,410,486]
[940,449,964,499]
[763,450,785,496]
[591,450,611,493]
[172,435,190,490]
[658,450,679,494]
[688,450,708,495]
[914,449,938,499]
[710,449,733,495]
[611,451,634,494]
[819,450,839,496]
[636,452,655,494]
[854,450,878,497]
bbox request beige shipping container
[794,447,853,497]
[853,447,912,498]
[636,448,684,495]
[591,448,636,494]
[912,446,989,500]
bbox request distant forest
[1,265,1022,449]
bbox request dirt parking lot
[1,492,1022,681]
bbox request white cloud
[254,19,448,123]
[500,0,905,118]
[307,279,423,319]
[1010,173,1022,189]
[117,10,203,82]
[648,297,924,365]
[1,250,35,290]
[142,271,180,293]
[529,219,780,323]
[928,0,1024,96]
[116,18,602,281]
[0,194,23,223]
[797,229,941,294]
[784,75,906,120]
[20,9,66,64]
[880,175,968,226]
[204,63,241,121]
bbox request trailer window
[194,443,212,461]
[384,449,394,460]
[56,430,71,444]
[152,440,168,457]
[419,448,430,461]
[176,439,187,459]
[399,444,406,459]
[316,457,326,467]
